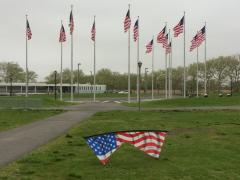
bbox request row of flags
[85,131,167,165]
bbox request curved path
[0,102,133,167]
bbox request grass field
[0,110,239,179]
[125,95,240,108]
[0,95,73,109]
[0,110,63,132]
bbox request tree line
[1,55,240,94]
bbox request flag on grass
[85,131,167,165]
[26,20,32,40]
[157,26,166,44]
[59,25,66,42]
[91,20,96,41]
[69,10,74,35]
[124,9,131,32]
[173,16,184,37]
[133,19,139,42]
[146,39,154,53]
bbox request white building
[0,83,106,95]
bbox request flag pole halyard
[25,15,28,98]
[137,16,140,101]
[165,22,168,99]
[60,20,63,101]
[70,5,74,102]
[151,36,154,100]
[204,21,207,95]
[168,29,171,98]
[128,4,131,103]
[196,43,199,97]
[93,15,96,102]
[183,11,186,98]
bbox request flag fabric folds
[91,20,96,41]
[166,41,172,54]
[190,33,199,52]
[173,16,184,37]
[163,34,169,49]
[157,26,166,44]
[146,39,153,53]
[85,131,167,165]
[124,10,131,33]
[26,20,32,40]
[133,19,139,42]
[59,25,66,42]
[69,10,74,35]
[197,26,205,46]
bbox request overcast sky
[0,0,239,81]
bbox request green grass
[125,96,240,108]
[0,110,63,132]
[0,95,73,109]
[1,110,240,179]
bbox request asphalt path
[0,102,133,167]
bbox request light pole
[144,68,148,94]
[138,61,142,111]
[77,63,81,94]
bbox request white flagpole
[60,20,63,101]
[93,15,96,102]
[70,5,74,102]
[183,11,186,98]
[196,45,199,97]
[137,16,140,101]
[170,39,173,98]
[168,30,171,98]
[204,22,207,95]
[165,22,168,99]
[25,15,29,97]
[128,4,131,103]
[151,36,154,100]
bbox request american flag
[163,33,169,49]
[190,33,200,52]
[173,16,184,37]
[26,20,32,40]
[166,41,172,54]
[133,19,139,42]
[85,131,167,165]
[124,9,131,33]
[69,10,74,35]
[197,26,205,46]
[59,25,66,42]
[157,26,166,44]
[91,20,96,41]
[146,39,154,53]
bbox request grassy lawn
[125,95,240,108]
[0,110,239,179]
[0,110,63,132]
[0,95,73,109]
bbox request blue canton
[86,133,117,156]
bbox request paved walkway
[0,102,132,167]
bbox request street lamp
[138,61,142,111]
[77,63,81,94]
[144,68,148,94]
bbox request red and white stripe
[157,27,166,44]
[91,21,96,41]
[69,10,74,35]
[124,10,131,33]
[116,131,167,158]
[162,34,168,49]
[59,25,66,42]
[133,21,139,42]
